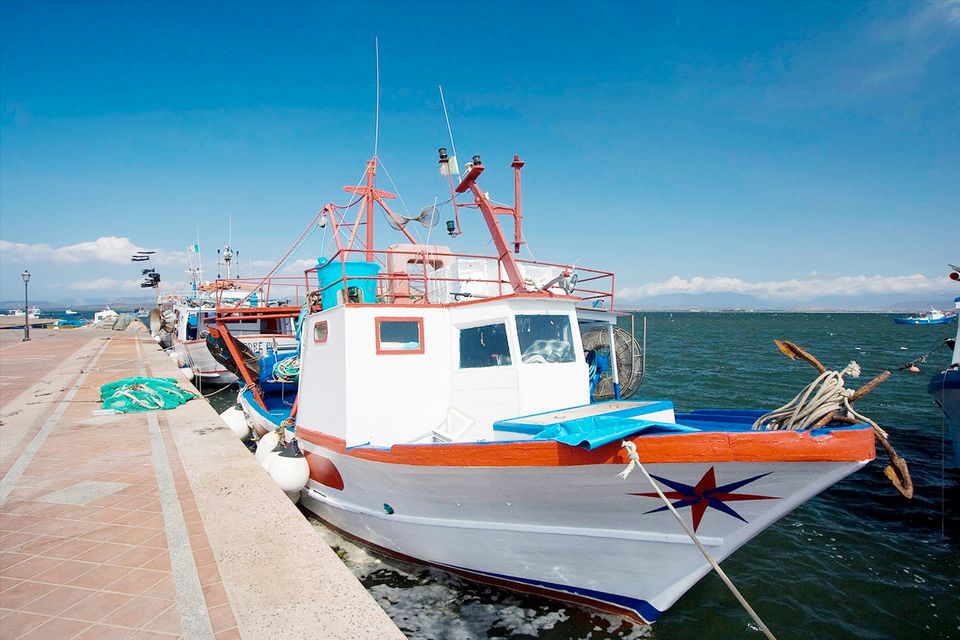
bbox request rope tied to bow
[618,441,778,640]
[756,340,912,498]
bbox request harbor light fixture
[21,270,31,341]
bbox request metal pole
[607,322,619,399]
[23,280,30,341]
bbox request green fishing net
[100,376,197,413]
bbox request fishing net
[100,377,198,413]
[271,356,300,383]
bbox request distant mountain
[0,296,156,310]
[620,292,957,312]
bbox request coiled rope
[272,356,300,383]
[751,361,887,437]
[754,340,912,498]
[618,441,778,640]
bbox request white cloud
[70,277,145,291]
[617,273,948,301]
[283,259,317,273]
[0,236,189,267]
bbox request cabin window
[459,322,512,368]
[515,314,575,364]
[375,317,424,354]
[313,320,328,343]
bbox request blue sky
[1,1,957,307]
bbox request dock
[0,318,58,330]
[0,326,405,639]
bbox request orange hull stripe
[295,426,876,466]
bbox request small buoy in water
[179,366,194,381]
[255,431,281,467]
[907,365,921,374]
[220,405,249,440]
[268,440,310,495]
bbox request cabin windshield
[515,314,575,364]
[459,322,512,368]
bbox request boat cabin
[299,293,599,448]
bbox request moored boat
[894,307,956,325]
[275,149,879,624]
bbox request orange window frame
[313,320,329,343]
[375,316,425,355]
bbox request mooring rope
[618,441,778,640]
[750,362,888,437]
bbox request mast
[454,155,528,293]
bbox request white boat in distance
[281,150,877,624]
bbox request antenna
[438,85,460,180]
[374,37,380,158]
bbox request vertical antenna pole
[439,85,460,181]
[374,37,380,159]
[365,160,376,262]
[195,227,203,295]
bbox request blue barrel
[317,259,381,308]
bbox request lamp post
[21,270,31,341]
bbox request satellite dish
[581,325,644,401]
[149,309,163,335]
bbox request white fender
[268,441,310,494]
[255,431,282,468]
[219,405,250,440]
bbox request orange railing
[303,248,615,310]
[208,277,310,310]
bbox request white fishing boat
[92,306,118,325]
[280,150,880,624]
[5,306,41,318]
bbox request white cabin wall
[447,301,523,439]
[297,306,349,440]
[342,307,451,448]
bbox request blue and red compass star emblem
[629,466,778,532]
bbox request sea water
[289,312,955,639]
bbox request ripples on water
[301,313,958,639]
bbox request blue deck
[241,387,296,423]
[493,402,862,450]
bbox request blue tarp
[532,416,698,450]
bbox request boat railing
[209,277,310,311]
[303,248,615,310]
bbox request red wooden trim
[374,316,425,355]
[296,426,876,467]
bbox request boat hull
[176,335,298,386]
[928,369,960,466]
[296,427,873,622]
[175,339,237,385]
[238,387,295,437]
[894,316,957,325]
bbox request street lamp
[21,270,31,341]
